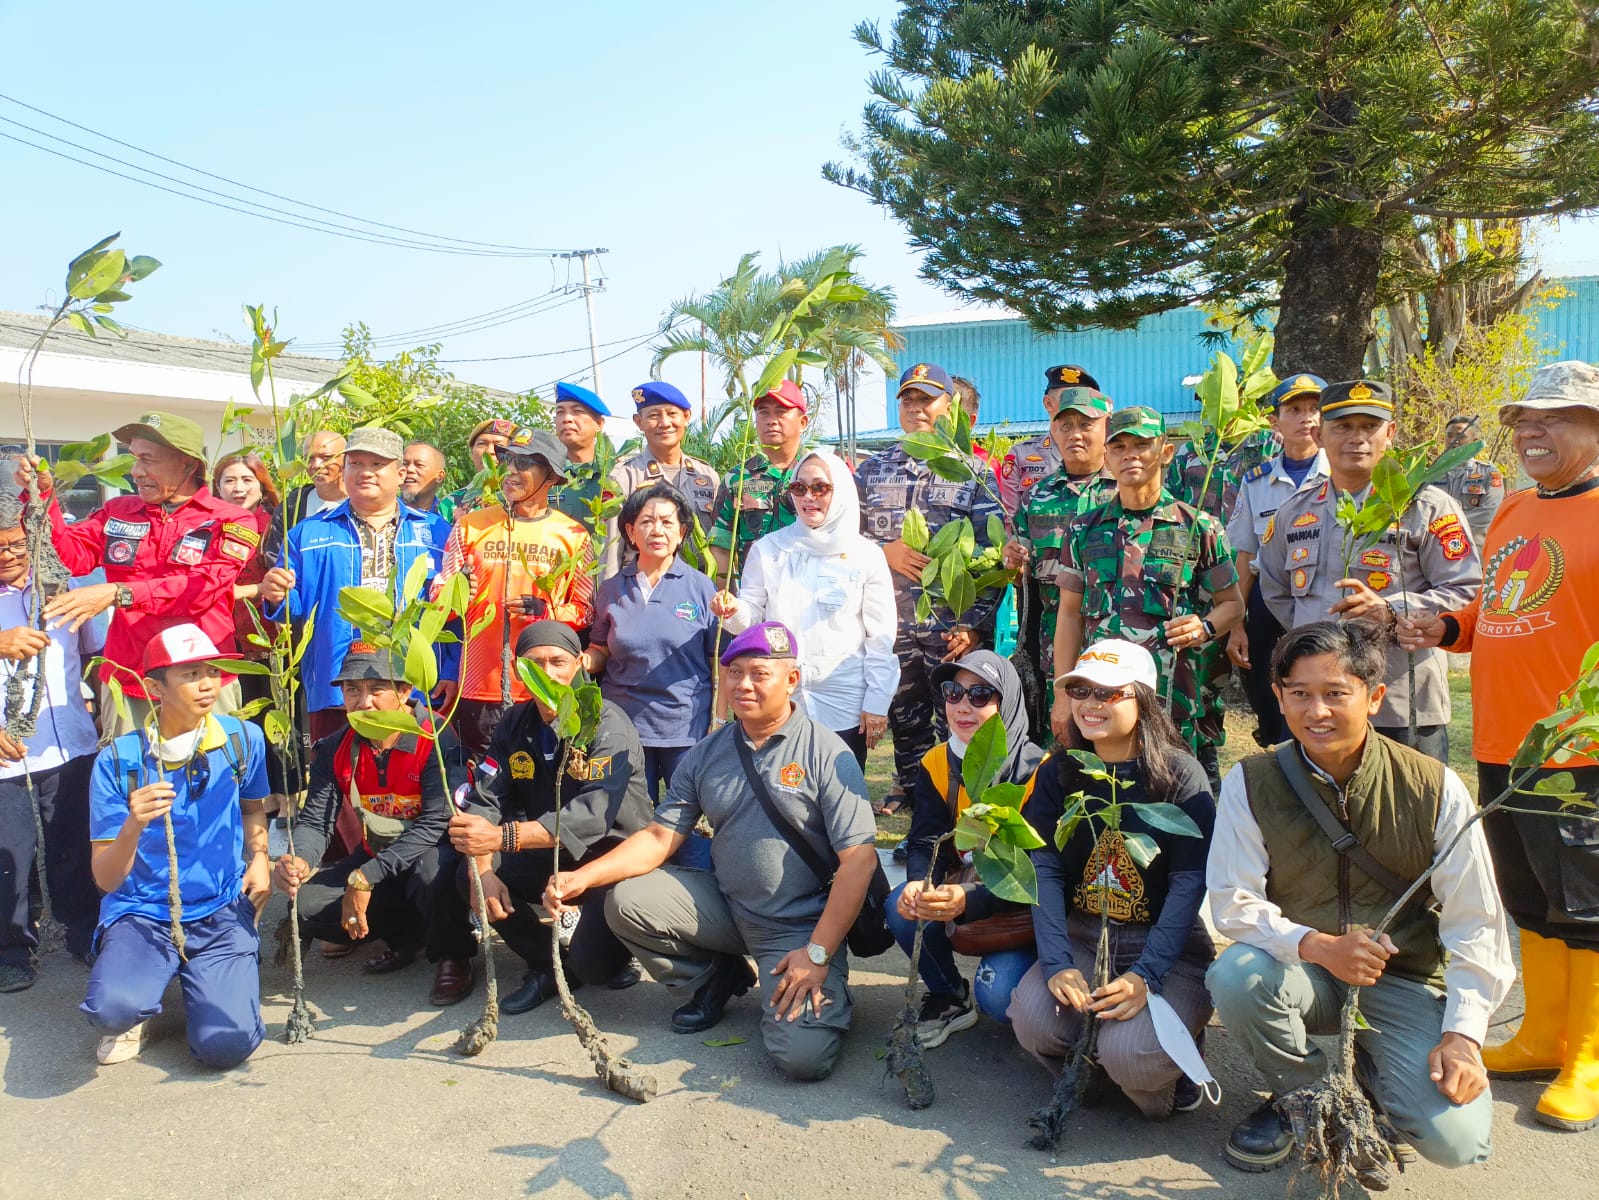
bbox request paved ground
[1,868,1590,1200]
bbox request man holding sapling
[1206,619,1512,1180]
[858,363,1007,810]
[443,621,651,1015]
[707,379,810,581]
[1050,406,1244,785]
[544,621,878,1082]
[1255,381,1481,763]
[271,644,473,1008]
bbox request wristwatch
[346,868,374,892]
[1200,618,1217,641]
[805,941,831,966]
[114,584,135,608]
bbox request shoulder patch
[1243,461,1271,482]
[1261,514,1276,544]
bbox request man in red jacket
[32,411,256,735]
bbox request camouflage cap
[1106,406,1165,439]
[1053,387,1114,420]
[1500,360,1599,423]
[343,427,404,461]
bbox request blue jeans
[81,896,264,1069]
[643,745,692,806]
[886,883,1035,1017]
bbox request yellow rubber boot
[1484,929,1568,1078]
[1536,946,1599,1131]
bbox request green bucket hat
[1053,387,1114,420]
[1106,406,1165,439]
[112,411,207,463]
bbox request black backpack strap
[733,732,835,890]
[1273,741,1409,902]
[217,715,249,785]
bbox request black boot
[1225,1098,1294,1173]
[671,954,756,1034]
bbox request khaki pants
[98,680,242,741]
[604,865,854,1081]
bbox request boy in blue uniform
[81,623,271,1068]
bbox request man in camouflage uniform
[708,379,808,583]
[1439,414,1506,544]
[1001,387,1118,735]
[996,364,1100,514]
[1256,380,1482,762]
[858,363,1007,800]
[604,381,721,578]
[549,382,615,530]
[1053,407,1245,785]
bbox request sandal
[362,947,418,975]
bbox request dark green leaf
[125,255,161,282]
[946,569,975,620]
[928,455,974,482]
[337,585,396,632]
[964,802,1045,849]
[211,658,272,676]
[1128,802,1203,839]
[1122,831,1159,869]
[972,837,1038,905]
[960,714,1008,801]
[516,658,565,711]
[346,709,422,739]
[1053,796,1088,851]
[986,513,1008,549]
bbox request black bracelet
[500,822,516,854]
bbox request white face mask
[1146,992,1221,1107]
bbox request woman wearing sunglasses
[889,650,1047,1048]
[710,450,897,768]
[1008,638,1217,1118]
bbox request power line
[296,291,582,352]
[437,325,672,364]
[0,91,566,255]
[527,324,678,396]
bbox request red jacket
[47,485,258,698]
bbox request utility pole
[561,248,608,394]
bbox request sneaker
[1173,1075,1204,1112]
[96,1021,146,1065]
[915,987,978,1049]
[0,963,38,992]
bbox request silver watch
[806,941,831,966]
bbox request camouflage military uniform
[603,450,721,578]
[856,444,1008,791]
[1441,457,1506,544]
[1058,491,1239,760]
[997,433,1061,515]
[1015,467,1118,687]
[708,452,800,579]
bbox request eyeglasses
[494,447,542,468]
[787,480,834,499]
[1063,683,1135,703]
[0,540,29,557]
[940,681,1001,707]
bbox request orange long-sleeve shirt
[435,505,594,702]
[1443,482,1599,767]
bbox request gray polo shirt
[653,705,875,932]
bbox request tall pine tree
[827,2,1599,378]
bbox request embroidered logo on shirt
[508,751,535,780]
[1359,549,1390,569]
[778,762,805,789]
[1292,512,1318,527]
[1430,514,1470,561]
[586,756,612,781]
[674,601,700,621]
[1367,570,1392,590]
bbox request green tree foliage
[827,2,1599,378]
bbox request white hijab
[765,449,862,559]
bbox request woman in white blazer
[711,448,899,767]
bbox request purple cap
[719,621,800,666]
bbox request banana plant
[515,658,657,1103]
[1027,747,1203,1153]
[887,712,1044,1110]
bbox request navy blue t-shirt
[591,559,718,747]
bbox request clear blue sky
[4,1,1598,436]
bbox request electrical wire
[295,292,582,352]
[437,324,678,364]
[526,324,681,396]
[0,92,565,255]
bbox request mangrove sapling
[1026,749,1204,1155]
[1333,440,1483,742]
[886,714,1044,1110]
[518,658,657,1102]
[1279,644,1599,1198]
[335,561,501,1054]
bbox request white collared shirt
[0,580,104,777]
[1206,756,1514,1045]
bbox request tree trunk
[1272,218,1383,381]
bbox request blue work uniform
[589,557,719,800]
[81,715,270,1069]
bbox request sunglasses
[787,480,834,499]
[940,680,1001,707]
[1063,683,1135,703]
[494,447,543,468]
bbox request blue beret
[631,381,691,411]
[554,382,610,418]
[719,621,800,666]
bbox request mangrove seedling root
[884,1002,935,1110]
[453,860,500,1056]
[549,925,655,1102]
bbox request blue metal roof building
[875,274,1599,436]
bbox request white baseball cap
[1059,639,1158,692]
[143,623,238,674]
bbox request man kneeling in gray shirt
[544,620,878,1081]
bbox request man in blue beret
[543,620,878,1081]
[549,382,617,529]
[604,382,721,577]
